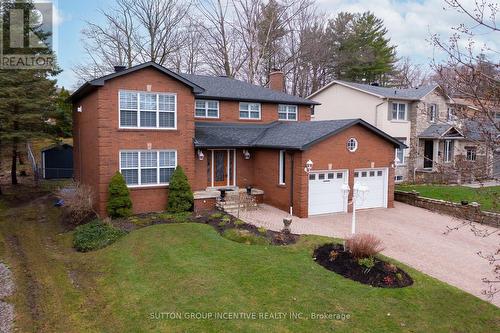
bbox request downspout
[374,99,386,127]
[289,152,294,216]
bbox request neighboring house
[70,62,404,217]
[308,80,497,183]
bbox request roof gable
[309,80,439,101]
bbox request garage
[308,170,348,215]
[353,168,388,209]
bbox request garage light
[304,159,313,173]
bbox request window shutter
[388,103,393,120]
[435,104,439,121]
[406,103,410,121]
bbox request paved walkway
[461,180,499,188]
[238,202,500,306]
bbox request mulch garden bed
[111,210,299,246]
[314,243,413,288]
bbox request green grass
[85,224,499,332]
[1,195,499,332]
[396,184,500,213]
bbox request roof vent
[114,65,127,73]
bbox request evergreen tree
[327,12,396,83]
[51,88,73,138]
[0,0,60,185]
[167,166,193,213]
[107,172,133,218]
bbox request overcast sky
[55,0,499,89]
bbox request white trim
[227,150,230,186]
[347,138,358,152]
[119,149,177,188]
[239,102,261,120]
[211,150,214,188]
[233,149,237,186]
[194,99,220,119]
[118,90,177,130]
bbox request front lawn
[396,184,499,213]
[1,194,499,332]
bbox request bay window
[119,91,176,129]
[120,150,177,186]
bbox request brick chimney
[268,69,284,92]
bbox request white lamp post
[341,183,350,213]
[351,183,368,234]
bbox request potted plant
[246,185,252,195]
[220,189,226,202]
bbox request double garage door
[308,168,388,215]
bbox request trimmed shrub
[167,166,194,213]
[73,220,126,252]
[346,233,385,259]
[106,172,133,218]
[222,229,269,245]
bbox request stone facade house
[309,80,498,183]
[70,62,404,218]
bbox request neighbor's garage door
[308,170,348,215]
[353,169,388,209]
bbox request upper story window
[195,100,219,118]
[239,102,261,120]
[391,102,407,121]
[119,91,176,129]
[447,107,455,122]
[428,104,437,122]
[278,104,298,121]
[120,150,177,187]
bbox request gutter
[374,99,386,127]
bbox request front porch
[193,187,264,215]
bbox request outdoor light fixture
[197,149,204,161]
[304,159,313,173]
[243,149,251,159]
[351,183,369,234]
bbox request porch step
[216,192,258,214]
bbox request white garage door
[308,171,348,215]
[354,169,388,209]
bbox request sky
[53,0,499,89]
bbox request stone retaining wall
[395,190,499,228]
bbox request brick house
[70,62,404,218]
[309,80,498,183]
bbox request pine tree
[167,166,194,213]
[106,172,133,218]
[327,12,396,83]
[0,0,60,185]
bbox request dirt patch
[314,243,413,288]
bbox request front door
[213,150,228,187]
[424,140,433,169]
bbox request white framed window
[119,150,177,187]
[347,138,358,152]
[395,138,406,165]
[395,175,404,182]
[466,147,477,161]
[444,140,453,163]
[447,107,455,122]
[239,102,261,119]
[195,100,219,118]
[391,102,407,121]
[428,104,437,122]
[278,104,298,121]
[119,90,176,129]
[278,150,286,185]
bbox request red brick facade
[73,67,396,218]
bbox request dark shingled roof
[310,80,439,101]
[195,119,405,150]
[462,120,500,141]
[69,62,318,105]
[418,124,464,139]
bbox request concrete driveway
[238,202,500,306]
